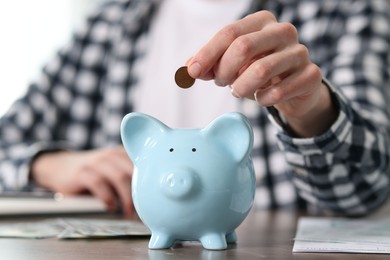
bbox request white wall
[0,0,103,116]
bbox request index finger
[187,11,276,80]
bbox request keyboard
[0,191,107,215]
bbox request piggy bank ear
[203,112,253,162]
[120,112,169,162]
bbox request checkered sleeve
[271,0,390,216]
[0,2,123,191]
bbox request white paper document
[293,217,390,254]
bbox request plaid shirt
[0,0,389,216]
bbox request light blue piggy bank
[120,112,255,250]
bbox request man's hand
[31,146,134,218]
[187,11,338,137]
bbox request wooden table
[0,209,389,260]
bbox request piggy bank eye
[169,148,174,152]
[192,148,196,152]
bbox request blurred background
[0,0,105,116]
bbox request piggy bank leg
[200,233,227,250]
[226,231,237,243]
[149,232,175,249]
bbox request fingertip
[106,198,118,212]
[123,207,135,219]
[230,85,242,98]
[187,62,202,78]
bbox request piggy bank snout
[161,169,198,199]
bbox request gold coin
[175,66,195,89]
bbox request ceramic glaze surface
[121,112,255,250]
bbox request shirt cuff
[23,141,76,190]
[266,78,353,156]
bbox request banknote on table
[57,218,151,239]
[0,218,150,239]
[0,219,65,238]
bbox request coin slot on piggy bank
[121,112,255,250]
